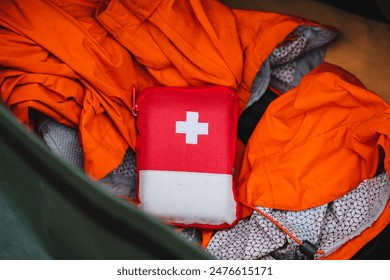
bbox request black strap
[237,88,278,144]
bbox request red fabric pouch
[134,85,241,229]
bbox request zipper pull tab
[131,85,138,117]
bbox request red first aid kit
[134,85,241,229]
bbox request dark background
[318,0,390,23]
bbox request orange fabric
[0,0,143,179]
[200,230,214,250]
[1,0,388,259]
[0,0,317,179]
[237,62,390,259]
[95,0,325,112]
[223,0,390,105]
[238,62,390,214]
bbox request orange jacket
[0,0,388,259]
[0,0,140,179]
[238,62,390,259]
[0,0,323,180]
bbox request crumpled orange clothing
[0,0,143,179]
[237,62,390,259]
[1,0,389,260]
[238,62,390,213]
[0,0,320,179]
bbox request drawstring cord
[239,200,325,259]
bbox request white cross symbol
[175,111,209,144]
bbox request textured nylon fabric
[135,86,239,175]
[207,173,390,260]
[238,62,390,213]
[39,117,85,170]
[39,117,137,198]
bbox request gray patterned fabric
[206,173,390,260]
[39,118,84,169]
[268,28,313,92]
[269,28,318,92]
[249,26,336,108]
[38,117,137,198]
[177,228,202,244]
[99,148,137,198]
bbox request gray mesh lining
[39,118,84,169]
[248,25,337,108]
[99,149,137,198]
[38,117,137,198]
[206,173,390,260]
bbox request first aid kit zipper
[131,85,237,117]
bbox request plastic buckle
[299,240,318,259]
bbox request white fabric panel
[139,170,237,225]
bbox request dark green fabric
[0,103,211,260]
[0,192,50,259]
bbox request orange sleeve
[96,0,243,89]
[0,0,142,179]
